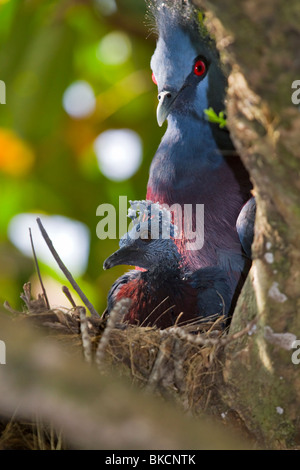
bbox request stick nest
[1,282,254,449]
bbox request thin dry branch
[167,317,257,348]
[29,227,50,310]
[95,298,132,369]
[79,307,92,364]
[36,217,99,318]
[62,286,77,308]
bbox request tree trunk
[194,0,300,448]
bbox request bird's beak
[103,246,135,270]
[156,90,177,127]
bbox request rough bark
[194,0,300,448]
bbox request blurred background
[0,0,162,314]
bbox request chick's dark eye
[194,59,206,77]
[152,72,157,85]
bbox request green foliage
[204,107,227,128]
[0,0,160,314]
[197,10,209,37]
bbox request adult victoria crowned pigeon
[146,0,255,312]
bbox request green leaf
[204,107,227,128]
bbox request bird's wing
[236,196,256,258]
[189,266,232,318]
[106,270,140,315]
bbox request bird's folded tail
[236,196,256,258]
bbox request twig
[167,317,258,348]
[146,335,177,392]
[151,304,176,328]
[173,338,186,398]
[62,286,76,308]
[36,217,99,318]
[29,228,50,310]
[224,318,258,344]
[95,298,131,369]
[146,338,169,392]
[3,301,21,315]
[79,307,92,364]
[140,296,170,327]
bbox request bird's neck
[147,110,251,276]
[147,112,226,203]
[162,113,224,169]
[144,258,182,287]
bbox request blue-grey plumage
[104,202,232,328]
[146,0,254,314]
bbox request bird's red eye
[194,60,206,77]
[152,72,157,85]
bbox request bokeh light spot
[63,81,96,119]
[97,31,132,65]
[94,0,117,16]
[0,129,34,177]
[8,214,90,277]
[94,129,142,181]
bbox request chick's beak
[103,246,134,270]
